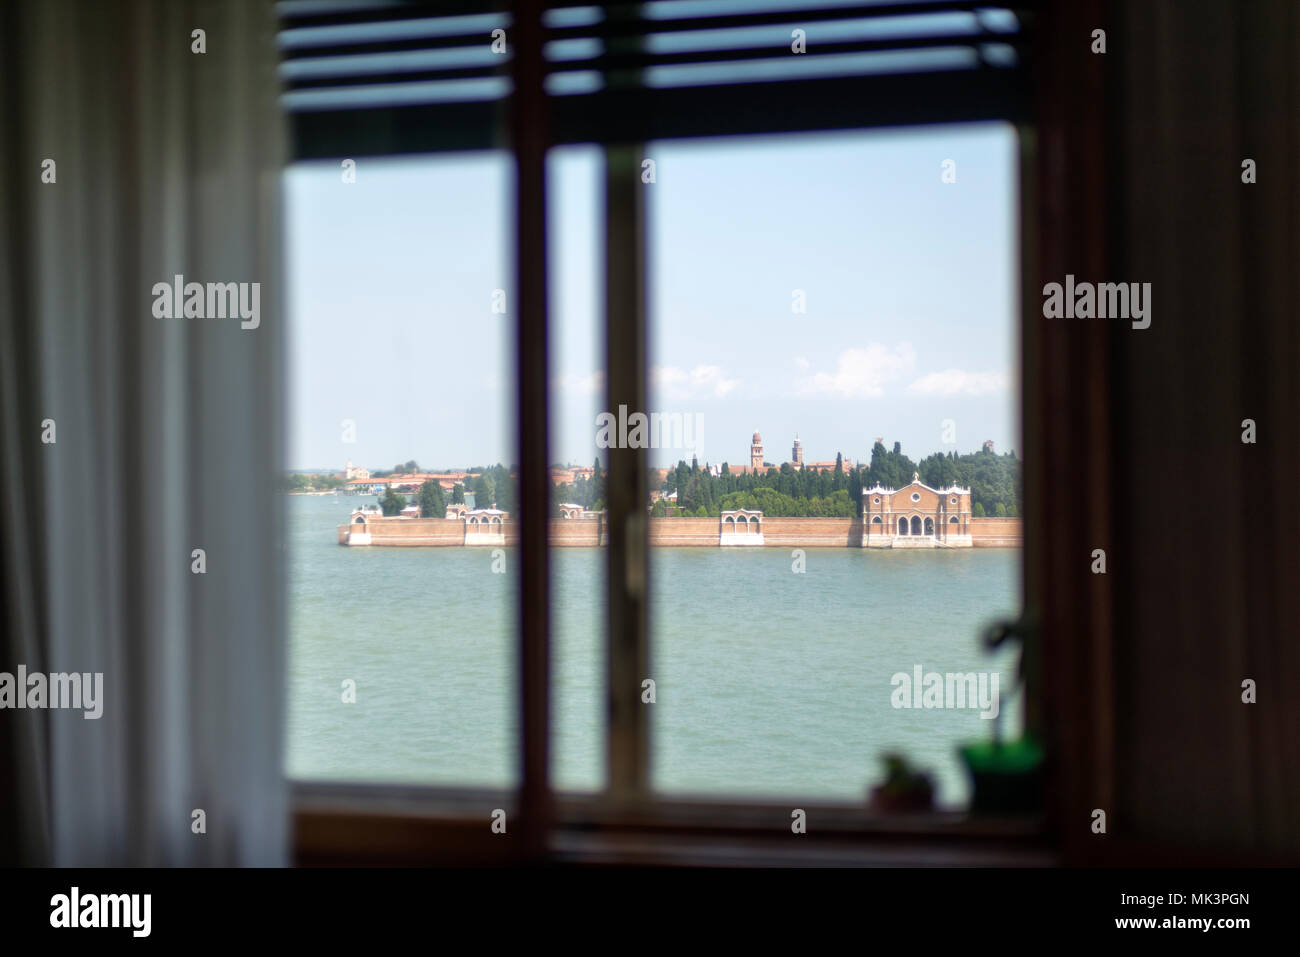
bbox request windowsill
[291,780,1053,867]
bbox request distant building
[804,458,851,475]
[862,473,972,548]
[750,432,764,471]
[346,470,471,494]
[791,435,803,467]
[344,460,370,480]
[983,439,995,453]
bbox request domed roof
[752,431,762,442]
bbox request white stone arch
[910,515,922,536]
[898,517,908,535]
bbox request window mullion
[603,140,650,802]
[512,0,551,860]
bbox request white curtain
[0,0,287,865]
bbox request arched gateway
[720,509,764,546]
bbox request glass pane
[548,145,607,792]
[646,124,1023,806]
[283,154,518,787]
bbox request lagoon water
[287,495,1022,806]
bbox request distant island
[281,434,1022,520]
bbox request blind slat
[279,1,1030,158]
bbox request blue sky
[286,121,1018,471]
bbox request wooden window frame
[290,1,1119,867]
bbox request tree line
[328,440,1023,519]
[653,441,1021,518]
[378,463,518,517]
[276,472,346,493]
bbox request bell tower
[750,432,764,471]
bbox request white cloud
[551,371,605,396]
[799,343,916,398]
[652,364,740,400]
[905,369,1009,397]
[793,356,810,371]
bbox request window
[279,0,1038,864]
[284,155,520,789]
[647,127,1020,804]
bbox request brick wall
[969,517,1023,547]
[338,517,468,546]
[549,518,605,546]
[648,517,718,546]
[341,517,610,546]
[761,517,861,546]
[651,517,864,546]
[341,515,1023,548]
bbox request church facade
[861,473,973,548]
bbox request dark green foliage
[550,457,606,513]
[379,487,407,516]
[417,480,445,517]
[275,472,346,492]
[647,441,1021,518]
[916,446,1021,516]
[472,473,495,509]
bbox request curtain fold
[0,0,287,866]
[1110,0,1300,854]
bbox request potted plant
[958,617,1044,814]
[868,752,935,814]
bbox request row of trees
[664,453,855,514]
[550,458,606,516]
[652,487,858,518]
[654,441,1021,518]
[358,440,1022,519]
[867,441,1021,514]
[378,463,518,517]
[370,460,421,479]
[276,472,346,493]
